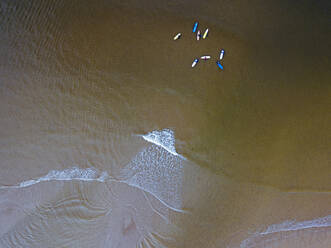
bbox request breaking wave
[139,128,186,160]
[0,167,110,189]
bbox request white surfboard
[200,55,211,60]
[219,49,225,60]
[192,58,199,67]
[173,33,181,40]
[196,30,201,40]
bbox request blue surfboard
[192,21,198,33]
[216,60,223,70]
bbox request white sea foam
[260,215,331,235]
[120,144,186,213]
[0,167,110,189]
[239,215,331,248]
[114,128,187,212]
[139,128,185,159]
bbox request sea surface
[0,0,330,247]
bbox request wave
[0,129,188,214]
[0,164,186,214]
[239,215,331,248]
[260,215,331,235]
[138,128,186,160]
[0,167,110,189]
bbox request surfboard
[216,60,223,70]
[192,58,199,67]
[196,30,201,40]
[203,28,209,39]
[201,55,211,60]
[192,21,198,33]
[173,33,181,40]
[219,49,225,60]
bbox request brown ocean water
[0,0,330,247]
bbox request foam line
[260,215,331,235]
[125,181,189,214]
[239,215,331,248]
[0,167,111,189]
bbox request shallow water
[0,0,330,247]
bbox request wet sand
[0,0,330,247]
